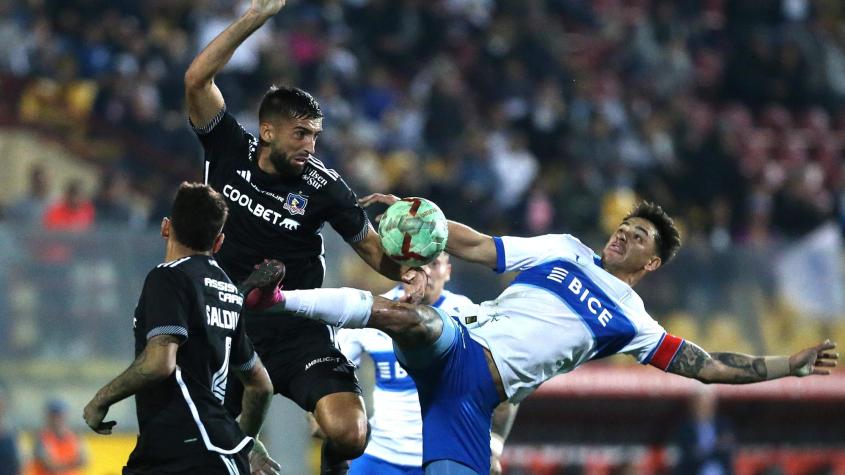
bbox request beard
[268,149,305,177]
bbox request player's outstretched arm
[185,0,286,127]
[446,220,498,269]
[83,335,179,434]
[667,339,838,384]
[234,358,280,475]
[358,193,498,270]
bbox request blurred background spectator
[42,180,94,232]
[0,0,841,245]
[0,383,20,475]
[673,389,736,475]
[28,400,87,475]
[5,164,49,227]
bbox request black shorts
[124,450,248,474]
[225,311,361,415]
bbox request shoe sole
[243,260,286,291]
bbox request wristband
[764,356,791,379]
[490,433,504,459]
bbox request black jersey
[193,108,370,286]
[127,255,256,469]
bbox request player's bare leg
[313,392,368,475]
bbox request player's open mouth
[608,242,624,255]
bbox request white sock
[281,288,373,328]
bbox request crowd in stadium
[0,0,842,246]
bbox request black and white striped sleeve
[189,106,253,168]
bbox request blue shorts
[349,454,423,475]
[394,308,501,474]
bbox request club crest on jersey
[283,193,308,215]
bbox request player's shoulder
[559,233,595,253]
[303,156,361,196]
[143,257,195,293]
[150,255,220,284]
[304,156,342,184]
[517,233,594,258]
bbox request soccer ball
[378,198,448,267]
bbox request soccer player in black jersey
[83,183,279,475]
[183,1,426,473]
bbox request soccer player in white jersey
[327,253,516,475]
[243,197,838,475]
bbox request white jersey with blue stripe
[466,234,671,403]
[336,286,474,467]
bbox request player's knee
[324,419,368,458]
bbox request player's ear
[161,217,170,239]
[259,121,274,143]
[644,255,661,272]
[212,233,225,254]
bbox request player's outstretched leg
[241,262,447,349]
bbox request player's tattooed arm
[668,340,838,384]
[93,335,180,405]
[84,335,179,433]
[235,358,273,438]
[667,341,768,384]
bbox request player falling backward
[83,183,280,475]
[307,253,518,475]
[242,197,839,475]
[184,0,426,473]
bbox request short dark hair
[258,85,323,123]
[170,182,228,252]
[625,201,682,264]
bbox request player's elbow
[147,360,176,381]
[247,376,274,398]
[244,364,274,396]
[184,69,210,92]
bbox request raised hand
[249,0,286,19]
[790,340,838,376]
[358,193,401,223]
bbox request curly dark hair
[625,201,682,264]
